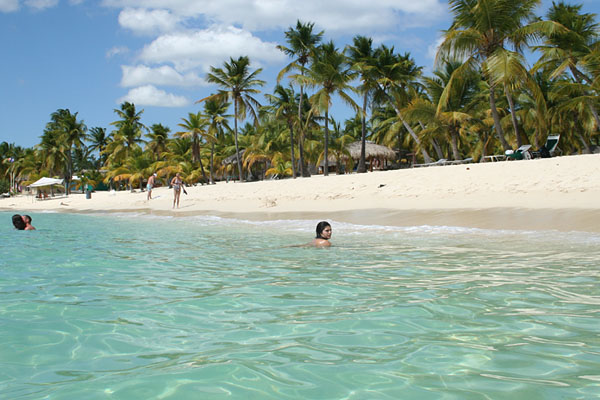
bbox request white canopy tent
[28,177,64,188]
[28,177,65,200]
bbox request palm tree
[103,147,153,191]
[106,102,146,165]
[277,20,324,177]
[535,1,600,128]
[346,35,378,173]
[177,112,209,182]
[437,0,560,151]
[202,56,265,181]
[203,98,231,183]
[374,46,433,163]
[265,84,300,178]
[307,42,359,176]
[44,109,87,194]
[88,127,109,167]
[407,59,480,161]
[146,123,171,161]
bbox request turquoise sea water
[1,211,599,399]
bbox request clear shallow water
[1,211,599,399]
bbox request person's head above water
[23,215,32,224]
[12,214,26,230]
[315,221,332,240]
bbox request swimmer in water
[311,221,332,247]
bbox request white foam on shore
[65,210,600,245]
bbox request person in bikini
[170,172,183,209]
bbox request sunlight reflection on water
[1,212,599,399]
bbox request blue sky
[1,0,599,149]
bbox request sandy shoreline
[3,154,600,232]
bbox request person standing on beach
[22,215,36,230]
[170,173,183,209]
[147,173,157,200]
[312,221,332,247]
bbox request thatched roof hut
[346,141,396,160]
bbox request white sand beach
[3,154,600,232]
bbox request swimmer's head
[12,214,26,230]
[315,221,332,239]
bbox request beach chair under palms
[532,135,561,158]
[506,144,533,160]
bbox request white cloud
[428,36,444,60]
[101,0,447,34]
[139,25,285,72]
[121,65,207,87]
[0,0,21,12]
[0,0,19,12]
[24,0,58,10]
[118,7,181,36]
[117,85,190,107]
[106,46,129,58]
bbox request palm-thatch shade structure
[320,141,397,173]
[346,141,396,161]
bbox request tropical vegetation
[2,1,599,194]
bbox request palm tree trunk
[450,127,460,161]
[504,83,522,148]
[210,142,215,184]
[297,84,309,177]
[324,110,329,176]
[432,139,444,160]
[358,92,368,173]
[489,80,511,151]
[234,101,243,182]
[194,135,208,183]
[384,92,432,163]
[288,119,296,178]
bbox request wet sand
[2,154,600,232]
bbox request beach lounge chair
[505,144,532,160]
[482,154,506,162]
[413,159,448,168]
[532,135,561,158]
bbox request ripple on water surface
[1,212,599,399]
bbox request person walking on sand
[312,221,332,247]
[171,173,183,209]
[147,173,156,200]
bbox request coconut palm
[103,147,153,191]
[437,0,562,152]
[146,123,171,161]
[408,59,481,160]
[307,41,359,176]
[277,20,324,177]
[265,84,300,178]
[105,102,146,165]
[202,56,265,182]
[88,127,109,167]
[346,35,379,173]
[43,109,87,194]
[373,46,433,163]
[203,98,232,183]
[177,112,209,183]
[535,1,600,128]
